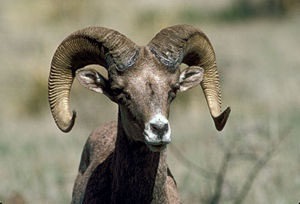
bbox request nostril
[150,123,169,136]
[162,123,168,132]
[150,123,159,131]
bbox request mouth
[146,143,167,152]
[144,133,169,152]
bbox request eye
[111,87,131,104]
[168,83,179,101]
[168,90,177,101]
[111,87,123,96]
[172,83,180,92]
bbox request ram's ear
[76,69,108,93]
[179,66,204,92]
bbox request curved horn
[148,25,230,131]
[48,27,139,132]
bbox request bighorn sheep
[48,25,231,203]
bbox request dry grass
[0,0,299,203]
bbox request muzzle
[144,113,171,152]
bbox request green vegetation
[217,0,300,21]
[0,0,299,203]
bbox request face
[109,54,180,152]
[76,47,204,152]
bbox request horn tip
[58,110,77,133]
[214,106,231,131]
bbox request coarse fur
[72,47,182,203]
[72,120,179,204]
[48,25,230,204]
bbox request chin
[146,143,167,152]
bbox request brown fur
[48,25,230,204]
[72,119,180,204]
[72,47,183,203]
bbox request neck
[110,108,168,203]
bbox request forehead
[111,47,179,86]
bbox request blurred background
[0,0,299,203]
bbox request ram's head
[48,25,230,151]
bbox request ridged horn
[148,24,230,131]
[48,27,139,132]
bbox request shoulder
[90,121,118,142]
[78,121,117,174]
[73,122,117,203]
[87,121,118,157]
